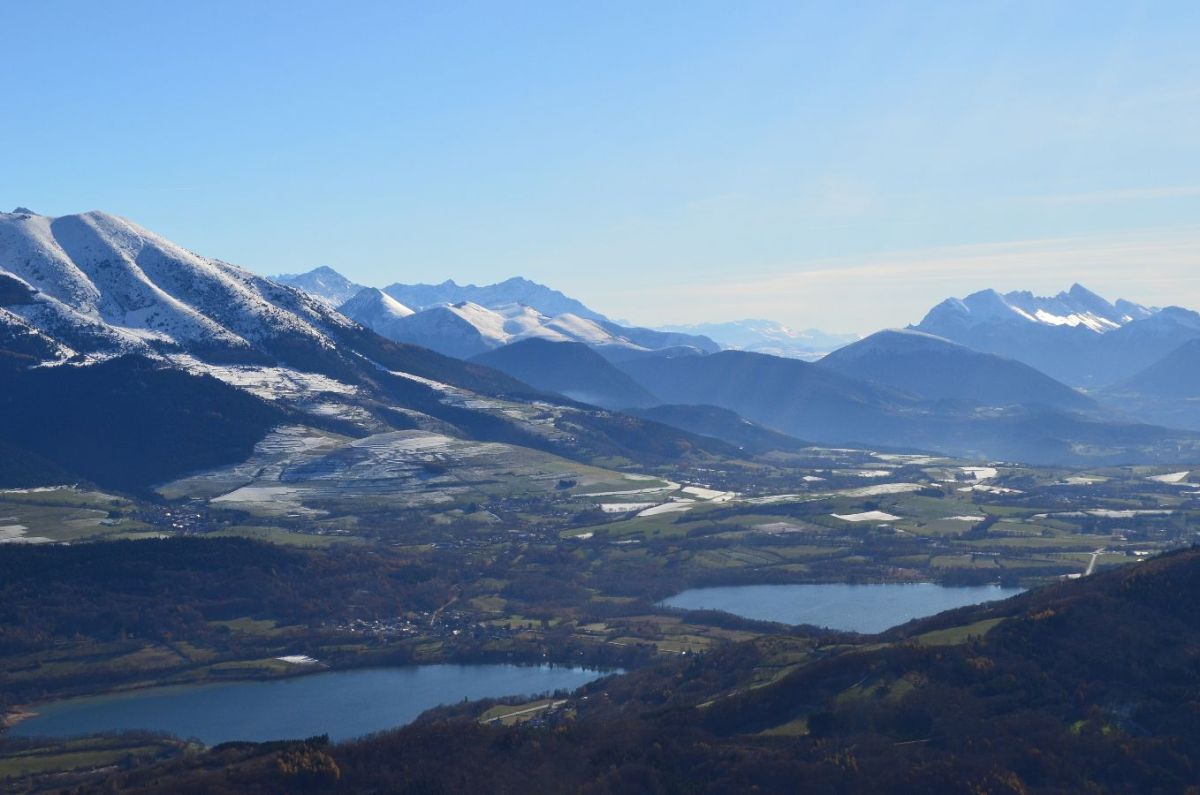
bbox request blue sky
[4,1,1200,332]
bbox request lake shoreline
[0,639,635,737]
[8,663,612,745]
[661,582,1025,635]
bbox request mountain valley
[5,210,1200,793]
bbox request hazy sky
[5,1,1200,333]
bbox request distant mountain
[1090,306,1200,385]
[659,319,858,360]
[600,321,720,354]
[912,284,1189,387]
[472,339,659,410]
[627,404,809,454]
[383,277,607,322]
[921,283,1151,333]
[615,349,1200,465]
[336,287,415,340]
[272,269,717,358]
[1110,338,1200,399]
[616,350,917,444]
[818,328,1096,412]
[1099,338,1200,430]
[273,265,365,306]
[345,299,647,360]
[594,344,712,364]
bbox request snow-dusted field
[1147,471,1190,484]
[958,484,1022,495]
[163,427,642,516]
[0,524,52,544]
[599,502,657,513]
[838,482,924,498]
[588,483,680,497]
[832,511,901,522]
[835,469,892,478]
[637,501,696,517]
[680,486,736,502]
[874,453,943,465]
[171,356,359,401]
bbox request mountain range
[7,208,1200,476]
[277,267,721,360]
[380,276,607,321]
[0,209,733,491]
[913,283,1200,388]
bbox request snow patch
[1147,471,1190,484]
[832,511,900,522]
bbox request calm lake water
[662,583,1023,634]
[13,664,607,744]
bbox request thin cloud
[1025,185,1200,206]
[608,227,1200,332]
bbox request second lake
[661,582,1023,634]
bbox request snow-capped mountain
[276,266,718,359]
[919,284,1154,335]
[659,319,859,360]
[384,276,607,322]
[0,208,359,365]
[1,208,750,491]
[339,295,646,360]
[337,287,414,339]
[0,208,572,426]
[273,265,365,307]
[911,284,1191,386]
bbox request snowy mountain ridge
[383,276,607,322]
[0,208,358,364]
[274,266,718,358]
[336,289,647,359]
[920,283,1155,334]
[910,283,1195,387]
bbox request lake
[662,582,1023,634]
[12,663,607,744]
